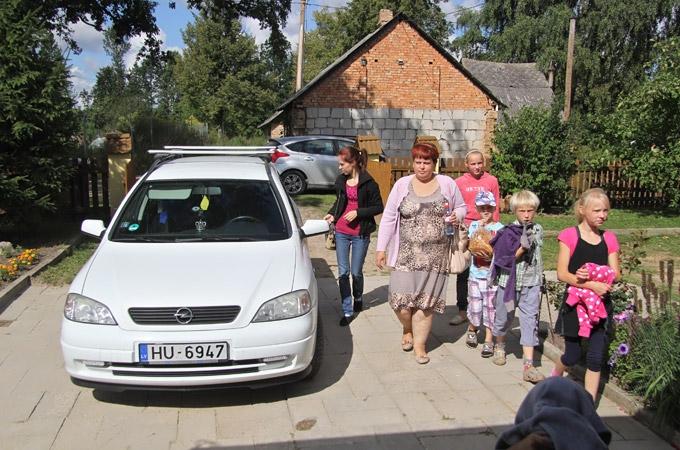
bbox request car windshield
[110,179,289,242]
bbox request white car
[60,147,329,391]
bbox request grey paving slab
[0,280,674,450]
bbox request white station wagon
[60,147,328,391]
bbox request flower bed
[0,247,39,283]
[546,267,680,430]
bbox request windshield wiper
[174,236,259,242]
[113,236,172,242]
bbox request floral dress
[388,183,450,313]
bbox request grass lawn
[36,242,98,286]
[502,209,680,231]
[295,193,336,214]
[541,233,680,272]
[295,195,679,230]
[293,194,679,278]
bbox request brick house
[260,11,507,158]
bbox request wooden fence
[570,162,665,209]
[388,158,665,209]
[388,157,468,182]
[69,157,110,221]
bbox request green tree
[303,1,451,82]
[452,0,679,116]
[174,16,279,136]
[608,37,680,210]
[37,0,292,58]
[492,106,576,211]
[0,1,78,224]
[89,29,135,132]
[188,0,292,59]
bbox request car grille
[111,360,261,377]
[107,357,293,377]
[128,306,241,325]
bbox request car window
[286,141,305,153]
[110,180,290,242]
[305,139,335,156]
[334,140,354,155]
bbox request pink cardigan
[376,174,466,268]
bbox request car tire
[305,313,324,380]
[281,170,307,195]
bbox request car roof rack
[136,146,276,188]
[149,146,275,157]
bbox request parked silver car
[269,136,355,195]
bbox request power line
[445,2,484,16]
[291,1,346,10]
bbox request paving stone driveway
[0,267,671,450]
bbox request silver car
[269,136,355,195]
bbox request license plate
[138,342,228,363]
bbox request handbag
[450,224,471,274]
[325,223,336,250]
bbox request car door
[304,139,338,188]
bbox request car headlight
[252,290,312,322]
[64,293,117,325]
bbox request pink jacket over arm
[376,174,466,268]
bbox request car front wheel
[281,170,307,195]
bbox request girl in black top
[551,188,621,401]
[324,146,383,325]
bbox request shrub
[614,310,680,428]
[492,106,576,212]
[607,37,680,210]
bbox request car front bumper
[61,310,316,390]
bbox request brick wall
[293,20,497,157]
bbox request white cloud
[71,20,106,54]
[124,28,174,69]
[68,66,95,97]
[166,46,184,55]
[242,17,272,45]
[241,0,350,47]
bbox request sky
[63,0,481,97]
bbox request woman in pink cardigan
[376,143,466,364]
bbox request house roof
[275,13,505,111]
[258,109,284,128]
[461,58,553,115]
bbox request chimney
[547,61,555,89]
[378,9,393,27]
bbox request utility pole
[563,16,576,121]
[295,0,307,91]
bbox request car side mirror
[81,219,106,239]
[300,220,329,238]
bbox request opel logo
[174,307,193,324]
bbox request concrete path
[0,276,672,450]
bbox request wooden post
[563,17,576,121]
[295,0,307,91]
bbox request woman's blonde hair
[509,190,540,212]
[464,150,485,163]
[574,188,610,222]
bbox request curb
[540,338,680,447]
[0,234,84,315]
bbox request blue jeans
[335,232,370,317]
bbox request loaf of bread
[468,228,493,260]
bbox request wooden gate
[69,157,110,221]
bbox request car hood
[80,240,296,330]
